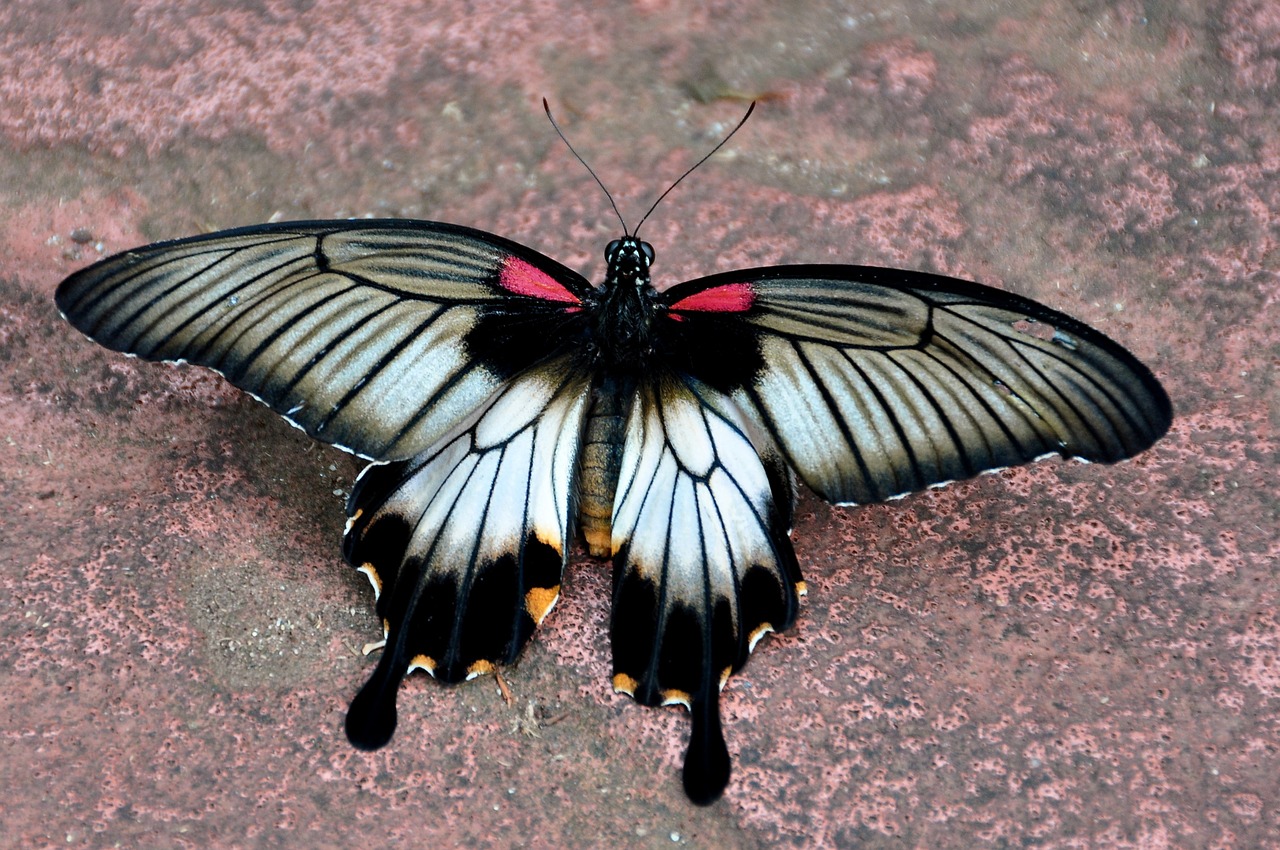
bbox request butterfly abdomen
[577,374,635,557]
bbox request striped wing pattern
[663,265,1172,506]
[609,374,802,804]
[54,220,592,461]
[342,357,592,750]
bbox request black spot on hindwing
[654,310,766,393]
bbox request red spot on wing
[669,282,755,313]
[498,256,580,303]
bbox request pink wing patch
[498,256,581,304]
[669,282,756,314]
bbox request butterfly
[54,104,1171,805]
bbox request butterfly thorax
[591,236,659,369]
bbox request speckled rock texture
[2,1,1276,847]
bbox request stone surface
[1,1,1276,847]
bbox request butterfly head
[592,236,660,367]
[605,236,654,285]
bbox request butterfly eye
[605,239,622,262]
[640,241,655,264]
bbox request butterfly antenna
[543,98,630,235]
[633,100,756,237]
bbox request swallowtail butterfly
[54,103,1171,804]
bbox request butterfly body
[577,372,636,557]
[56,213,1170,805]
[507,236,661,557]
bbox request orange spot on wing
[524,585,561,623]
[343,508,363,535]
[660,688,692,708]
[408,654,436,676]
[748,623,774,651]
[357,563,382,598]
[467,660,495,678]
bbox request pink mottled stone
[1,1,1276,848]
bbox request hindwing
[343,357,593,749]
[609,373,802,804]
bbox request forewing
[342,356,592,750]
[55,220,593,461]
[609,374,802,805]
[661,265,1172,505]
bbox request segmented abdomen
[577,377,632,557]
